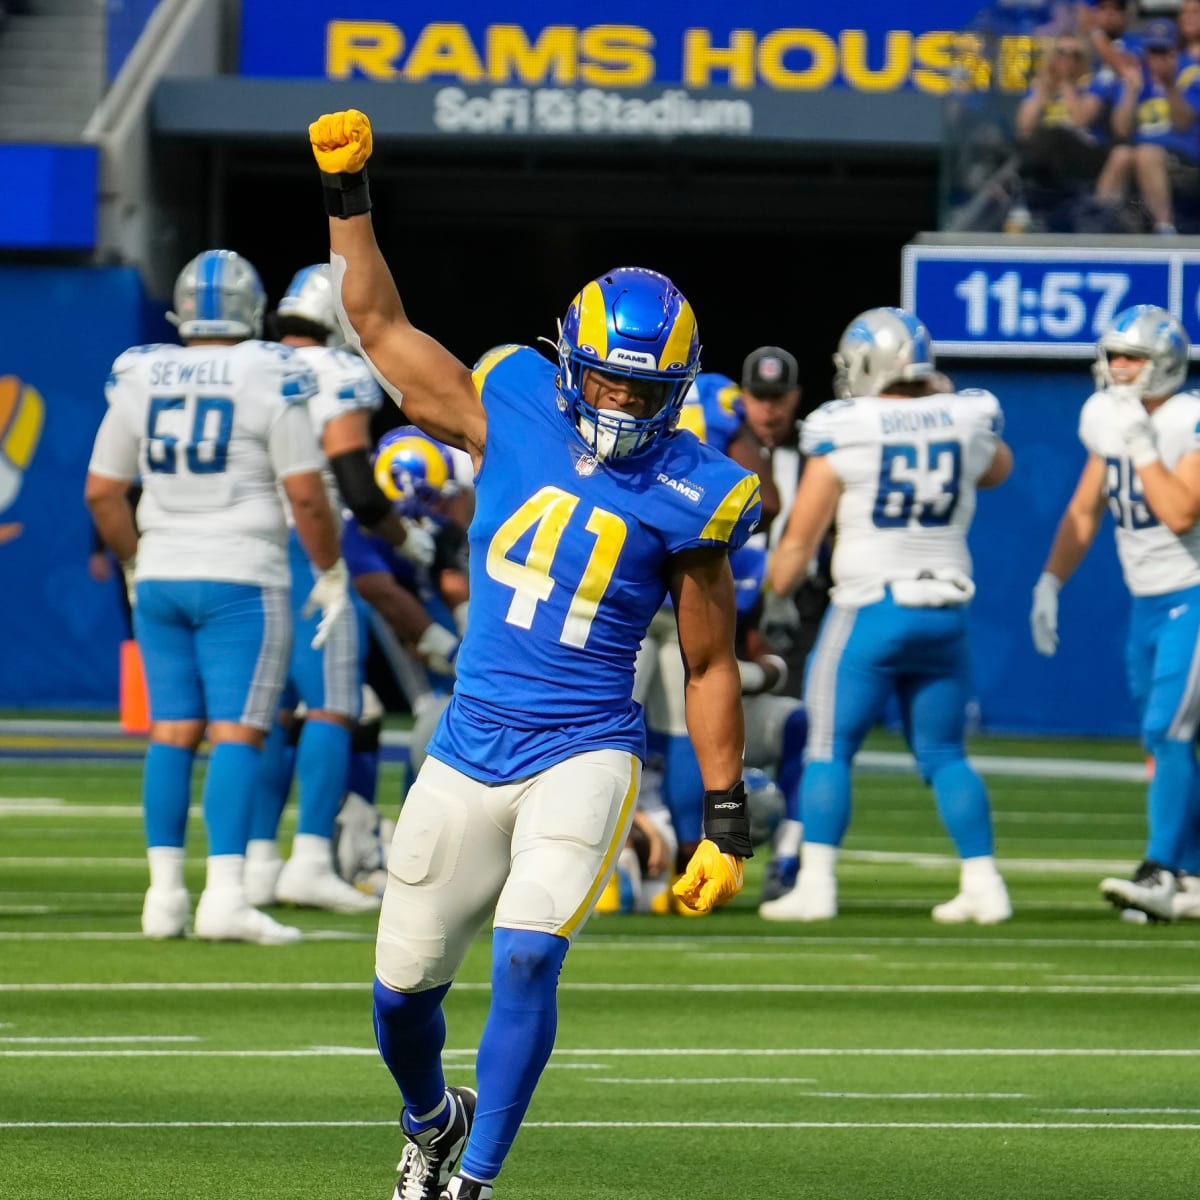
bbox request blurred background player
[1031,304,1200,922]
[311,104,760,1200]
[243,262,404,916]
[84,248,348,944]
[332,425,470,892]
[761,307,1014,925]
[633,367,805,904]
[626,537,806,913]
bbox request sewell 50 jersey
[426,345,761,782]
[88,339,321,587]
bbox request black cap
[742,345,799,397]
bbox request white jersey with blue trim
[284,343,383,527]
[1079,388,1200,597]
[88,339,322,587]
[803,389,1003,606]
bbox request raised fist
[309,109,374,174]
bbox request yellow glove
[309,109,374,174]
[671,839,745,915]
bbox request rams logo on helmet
[373,426,458,518]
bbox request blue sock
[295,718,351,838]
[346,746,379,805]
[1146,738,1197,869]
[373,977,450,1117]
[461,928,567,1182]
[663,734,704,846]
[1178,770,1200,875]
[799,760,852,846]
[143,743,195,848]
[202,742,261,857]
[250,719,295,841]
[930,759,993,860]
[776,708,808,824]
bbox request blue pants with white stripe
[1126,585,1200,871]
[801,595,994,860]
[135,579,291,727]
[135,579,291,856]
[250,532,366,845]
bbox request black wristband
[703,779,754,859]
[321,167,372,219]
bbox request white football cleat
[275,859,382,914]
[1171,873,1200,920]
[1100,860,1176,923]
[932,877,1012,925]
[141,886,190,939]
[243,853,284,908]
[193,891,301,945]
[758,871,836,921]
[333,792,386,884]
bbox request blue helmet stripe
[286,265,319,301]
[197,252,223,321]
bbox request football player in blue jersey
[332,427,470,894]
[310,109,761,1200]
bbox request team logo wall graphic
[0,374,45,544]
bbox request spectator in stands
[1094,16,1200,234]
[1015,33,1111,216]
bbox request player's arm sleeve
[268,399,323,478]
[1077,394,1104,456]
[330,446,393,526]
[667,470,758,559]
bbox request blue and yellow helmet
[373,426,458,518]
[556,266,700,460]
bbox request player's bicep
[1173,450,1200,510]
[782,455,840,547]
[1068,455,1110,522]
[668,548,738,678]
[322,408,372,457]
[361,324,486,460]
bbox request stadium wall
[0,266,169,710]
[0,276,1140,736]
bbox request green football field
[2,740,1198,1200]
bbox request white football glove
[396,518,436,568]
[121,556,137,607]
[1110,390,1160,468]
[416,622,460,676]
[302,558,350,650]
[761,588,801,652]
[1030,571,1061,657]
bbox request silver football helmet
[167,249,266,341]
[276,263,338,342]
[833,307,936,399]
[1094,304,1189,398]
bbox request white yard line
[4,980,1200,995]
[0,1118,1196,1131]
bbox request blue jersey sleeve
[341,517,394,580]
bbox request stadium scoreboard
[902,237,1200,359]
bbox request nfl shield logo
[575,454,598,477]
